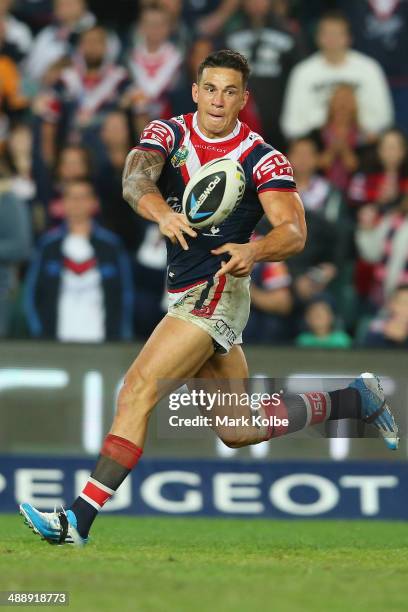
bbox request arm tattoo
[122,149,165,213]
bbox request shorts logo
[215,319,237,345]
[171,146,189,167]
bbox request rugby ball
[182,158,246,229]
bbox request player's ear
[240,90,249,111]
[192,83,199,104]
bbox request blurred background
[1,0,408,519]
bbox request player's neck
[195,115,239,141]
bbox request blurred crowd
[1,0,408,349]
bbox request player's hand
[159,212,197,250]
[211,243,256,278]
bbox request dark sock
[328,388,362,420]
[69,434,142,538]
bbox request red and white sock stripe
[300,392,331,426]
[80,477,115,511]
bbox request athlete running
[20,50,399,546]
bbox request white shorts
[167,274,251,354]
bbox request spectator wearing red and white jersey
[356,189,408,308]
[25,0,120,85]
[127,4,182,128]
[281,10,393,140]
[349,128,408,213]
[318,84,372,192]
[24,179,133,342]
[35,26,133,164]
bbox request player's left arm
[212,191,306,278]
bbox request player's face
[192,67,249,139]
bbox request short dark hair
[197,49,250,87]
[319,9,351,31]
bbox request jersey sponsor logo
[141,121,174,152]
[254,152,293,182]
[171,145,189,168]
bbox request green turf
[0,515,407,612]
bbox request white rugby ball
[182,157,246,229]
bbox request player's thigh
[124,314,214,400]
[189,345,249,401]
[196,345,249,379]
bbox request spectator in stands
[0,183,31,336]
[360,284,408,349]
[244,258,294,345]
[318,84,371,192]
[95,110,142,251]
[0,0,32,63]
[35,26,133,163]
[133,221,167,339]
[290,136,348,225]
[339,0,408,135]
[25,0,120,84]
[0,52,28,148]
[127,4,183,126]
[156,0,189,52]
[281,10,393,140]
[226,0,304,149]
[349,128,408,213]
[5,123,36,206]
[356,189,408,308]
[287,138,353,300]
[32,143,92,226]
[12,0,52,34]
[296,295,352,349]
[183,0,240,37]
[24,179,133,342]
[270,0,303,37]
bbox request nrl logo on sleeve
[171,146,189,168]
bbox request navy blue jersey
[134,112,297,290]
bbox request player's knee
[116,367,157,418]
[218,432,249,449]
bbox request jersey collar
[192,112,241,143]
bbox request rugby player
[20,50,399,545]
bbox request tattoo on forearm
[122,149,165,212]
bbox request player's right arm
[122,127,196,250]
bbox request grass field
[1,515,407,612]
